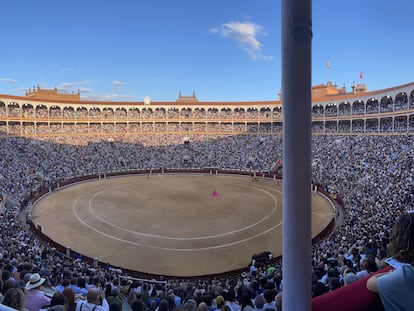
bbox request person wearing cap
[24,273,51,311]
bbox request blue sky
[1,0,413,102]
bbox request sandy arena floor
[31,174,334,277]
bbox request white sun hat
[26,273,46,289]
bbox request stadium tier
[0,81,413,136]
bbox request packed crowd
[0,134,283,203]
[1,133,414,311]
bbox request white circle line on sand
[73,193,282,251]
[70,178,283,251]
[84,180,278,240]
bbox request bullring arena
[1,81,414,310]
[31,173,334,277]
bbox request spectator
[197,302,208,311]
[225,290,240,311]
[183,298,197,311]
[214,296,225,311]
[147,289,159,311]
[40,292,69,311]
[75,288,108,311]
[2,288,26,311]
[0,280,3,304]
[131,300,146,311]
[328,277,341,291]
[158,299,169,311]
[24,273,51,311]
[274,293,282,311]
[366,212,414,310]
[108,300,121,311]
[167,289,181,308]
[239,291,254,311]
[253,295,264,311]
[62,288,75,311]
[343,272,358,286]
[312,282,327,298]
[262,290,276,311]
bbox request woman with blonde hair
[366,212,414,311]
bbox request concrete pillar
[281,0,312,310]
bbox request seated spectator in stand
[104,285,112,301]
[366,212,414,311]
[42,277,58,299]
[40,292,69,311]
[249,264,257,278]
[130,300,146,311]
[2,288,26,311]
[1,271,12,286]
[3,280,16,296]
[356,258,370,280]
[328,277,341,291]
[240,291,254,311]
[127,284,138,307]
[312,282,327,298]
[62,288,75,311]
[225,290,240,311]
[74,279,87,297]
[108,300,121,311]
[158,299,169,311]
[198,302,208,311]
[55,279,70,293]
[182,298,197,311]
[343,272,358,286]
[75,288,109,311]
[0,280,3,304]
[24,273,51,311]
[167,289,181,308]
[106,287,121,310]
[4,266,17,284]
[118,279,129,299]
[262,289,276,311]
[147,289,160,311]
[275,293,282,311]
[253,295,264,311]
[214,296,225,311]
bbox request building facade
[1,82,413,136]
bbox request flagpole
[327,59,331,83]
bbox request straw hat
[26,273,46,289]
